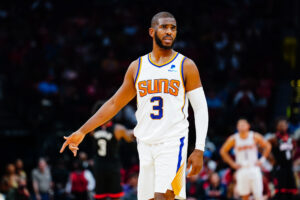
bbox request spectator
[15,159,27,180]
[65,160,95,200]
[122,173,138,200]
[202,172,227,200]
[1,164,19,191]
[186,175,203,199]
[31,158,53,200]
[233,89,255,107]
[233,86,256,120]
[6,177,30,200]
[199,150,217,182]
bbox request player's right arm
[60,60,138,156]
[220,136,240,170]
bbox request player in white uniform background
[59,11,209,200]
[220,119,271,200]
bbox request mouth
[162,37,173,44]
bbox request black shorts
[275,167,297,190]
[93,160,124,199]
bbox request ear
[149,27,154,38]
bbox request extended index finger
[60,140,69,153]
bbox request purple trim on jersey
[134,57,141,84]
[176,136,185,172]
[181,57,187,83]
[147,52,179,68]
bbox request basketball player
[268,118,298,199]
[60,11,209,200]
[90,101,134,200]
[220,119,271,200]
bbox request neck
[239,131,249,138]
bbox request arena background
[0,0,299,199]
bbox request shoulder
[182,57,202,91]
[32,169,38,176]
[220,134,235,150]
[226,134,237,146]
[128,59,140,71]
[253,132,267,143]
[228,135,236,142]
[125,58,140,80]
[183,57,198,71]
[225,135,236,145]
[253,132,263,139]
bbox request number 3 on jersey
[97,139,107,156]
[150,96,163,119]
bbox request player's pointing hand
[60,131,86,157]
[187,149,204,177]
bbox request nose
[166,27,172,35]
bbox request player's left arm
[254,132,272,165]
[114,124,134,142]
[184,58,209,177]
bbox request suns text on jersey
[138,79,180,97]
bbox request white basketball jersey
[134,52,189,144]
[234,131,258,167]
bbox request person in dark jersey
[91,101,134,200]
[268,118,298,199]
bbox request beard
[154,31,175,50]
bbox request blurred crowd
[0,154,139,200]
[0,0,299,199]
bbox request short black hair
[151,11,176,27]
[275,116,288,125]
[237,117,249,123]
